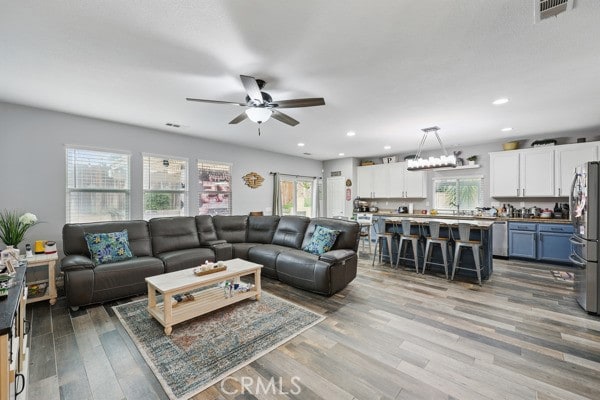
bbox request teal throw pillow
[84,230,134,265]
[303,225,341,255]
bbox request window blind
[198,161,232,216]
[143,155,188,219]
[66,147,130,223]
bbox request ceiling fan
[186,75,325,134]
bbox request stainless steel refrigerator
[570,162,599,314]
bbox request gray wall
[0,101,322,252]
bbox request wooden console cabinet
[0,266,28,400]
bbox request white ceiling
[1,1,600,160]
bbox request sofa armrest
[211,242,233,261]
[319,249,355,263]
[208,239,228,246]
[60,255,95,272]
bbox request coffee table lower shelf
[147,286,259,335]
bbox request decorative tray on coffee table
[193,264,227,276]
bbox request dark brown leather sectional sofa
[61,215,360,309]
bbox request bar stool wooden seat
[395,219,422,272]
[422,220,451,278]
[356,213,373,254]
[372,219,396,267]
[451,223,483,285]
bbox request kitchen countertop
[371,211,571,224]
[385,216,495,228]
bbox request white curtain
[272,173,283,216]
[311,178,321,218]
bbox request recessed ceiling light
[492,98,509,105]
[297,142,305,147]
[338,152,345,156]
[501,127,513,132]
[346,131,356,137]
[384,145,391,150]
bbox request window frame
[432,175,484,213]
[65,145,131,223]
[198,160,232,216]
[142,153,189,220]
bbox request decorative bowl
[502,141,519,151]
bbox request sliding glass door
[280,177,314,216]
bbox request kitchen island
[383,217,494,282]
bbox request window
[66,147,130,223]
[198,161,231,215]
[433,177,483,213]
[280,177,314,217]
[143,155,188,220]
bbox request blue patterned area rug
[113,292,324,400]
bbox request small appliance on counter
[353,198,369,212]
[398,206,409,214]
[369,206,379,213]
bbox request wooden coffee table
[145,258,262,335]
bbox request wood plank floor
[25,257,600,400]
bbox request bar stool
[422,220,451,278]
[372,219,396,267]
[356,213,373,254]
[451,223,483,285]
[396,219,422,272]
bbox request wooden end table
[25,253,58,305]
[145,258,262,335]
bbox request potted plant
[0,210,39,254]
[466,155,478,165]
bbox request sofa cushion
[84,230,134,265]
[248,216,280,244]
[63,220,152,257]
[272,216,310,249]
[195,215,219,245]
[302,225,340,255]
[275,250,323,291]
[150,217,200,255]
[247,244,293,278]
[213,215,248,243]
[91,256,164,302]
[302,218,360,252]
[156,248,215,273]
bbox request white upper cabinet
[356,162,426,199]
[520,149,555,197]
[490,151,520,197]
[555,143,599,197]
[490,147,554,197]
[357,164,389,198]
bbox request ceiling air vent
[535,0,574,22]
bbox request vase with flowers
[0,211,39,256]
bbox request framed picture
[5,258,18,275]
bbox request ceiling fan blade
[271,98,325,108]
[229,112,248,124]
[240,75,264,104]
[186,98,246,106]
[271,110,299,127]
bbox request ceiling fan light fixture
[245,107,272,123]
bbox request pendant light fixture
[406,126,457,171]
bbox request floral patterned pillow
[303,225,341,255]
[84,230,134,265]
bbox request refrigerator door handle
[569,252,585,267]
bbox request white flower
[19,212,38,226]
